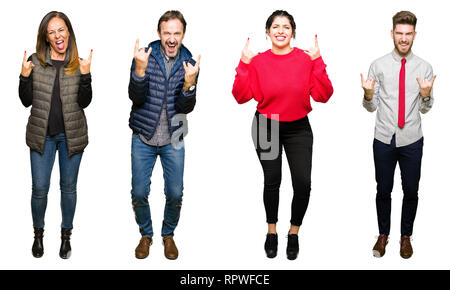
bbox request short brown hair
[157,10,186,33]
[393,11,417,30]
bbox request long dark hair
[265,10,296,38]
[36,11,79,75]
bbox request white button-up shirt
[363,50,434,147]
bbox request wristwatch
[422,96,431,102]
[184,83,196,91]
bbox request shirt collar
[391,49,415,63]
[160,45,179,62]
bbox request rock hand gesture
[183,55,201,87]
[79,49,93,75]
[360,73,376,101]
[21,51,35,77]
[241,38,257,64]
[304,35,320,60]
[134,39,152,78]
[416,76,437,100]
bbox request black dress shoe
[32,228,44,258]
[59,229,72,259]
[264,233,278,258]
[286,234,299,260]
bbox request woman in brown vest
[19,11,92,259]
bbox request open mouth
[166,42,177,54]
[55,40,65,50]
[275,35,286,41]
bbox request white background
[0,0,449,270]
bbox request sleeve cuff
[80,72,92,82]
[19,74,31,81]
[363,96,373,104]
[131,70,148,82]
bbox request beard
[394,41,413,57]
[163,41,180,57]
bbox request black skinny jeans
[253,112,313,226]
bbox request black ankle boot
[59,229,72,259]
[286,234,299,260]
[264,233,278,258]
[32,228,44,258]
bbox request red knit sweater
[232,47,334,121]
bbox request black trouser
[253,112,313,226]
[373,136,423,237]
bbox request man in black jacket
[128,10,200,260]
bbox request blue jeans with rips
[30,133,83,230]
[131,134,184,237]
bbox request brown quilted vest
[26,50,88,156]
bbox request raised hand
[360,73,376,100]
[134,39,152,77]
[183,55,201,86]
[416,75,437,99]
[241,38,257,64]
[79,49,93,75]
[21,51,35,77]
[304,35,320,60]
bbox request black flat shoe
[286,234,299,260]
[264,233,278,258]
[32,228,44,258]
[59,229,72,259]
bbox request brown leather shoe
[135,237,152,259]
[372,234,389,258]
[163,236,178,260]
[400,236,413,259]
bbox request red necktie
[398,58,406,128]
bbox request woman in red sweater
[232,10,333,260]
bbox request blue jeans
[131,134,184,237]
[30,133,83,230]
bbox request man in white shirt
[361,11,436,259]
